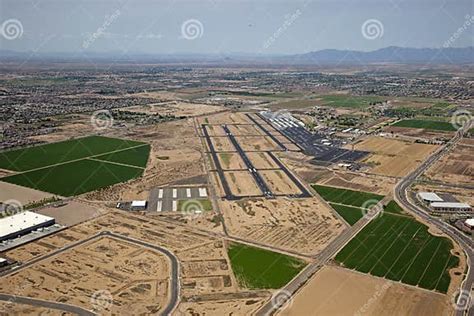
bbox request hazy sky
[0,0,472,55]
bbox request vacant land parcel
[0,136,149,196]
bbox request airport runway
[201,124,235,200]
[245,113,290,151]
[0,231,180,316]
[222,125,274,198]
[266,152,311,198]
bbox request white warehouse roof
[0,211,54,240]
[131,200,147,207]
[418,192,443,202]
[430,202,471,209]
[465,218,474,227]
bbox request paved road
[0,294,95,316]
[0,231,180,316]
[222,124,274,198]
[394,127,473,316]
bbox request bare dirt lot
[315,170,397,195]
[218,153,246,170]
[425,139,473,186]
[37,201,107,226]
[353,137,438,177]
[121,101,225,117]
[384,126,453,140]
[197,112,251,125]
[260,170,302,195]
[227,124,265,136]
[236,136,280,152]
[211,136,236,152]
[83,119,206,202]
[224,171,262,197]
[247,152,280,169]
[1,210,271,315]
[220,198,344,256]
[280,266,452,316]
[0,182,53,205]
[0,236,171,315]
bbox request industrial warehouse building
[418,192,472,215]
[0,211,55,242]
[418,192,444,204]
[430,202,472,213]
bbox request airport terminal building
[0,211,55,242]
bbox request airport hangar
[0,211,55,242]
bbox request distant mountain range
[0,46,473,64]
[287,46,474,64]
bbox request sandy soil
[315,170,397,195]
[204,125,226,137]
[220,198,344,255]
[247,152,280,169]
[384,126,454,140]
[279,266,452,316]
[176,298,267,315]
[37,201,108,226]
[121,101,225,117]
[83,119,206,201]
[211,137,236,152]
[353,136,439,177]
[224,171,262,197]
[0,301,70,315]
[236,136,280,151]
[1,210,270,315]
[0,236,171,315]
[218,153,246,170]
[198,112,251,125]
[260,170,302,195]
[0,182,54,205]
[228,124,265,136]
[425,140,473,186]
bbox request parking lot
[259,111,369,163]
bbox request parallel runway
[222,125,274,198]
[201,124,236,200]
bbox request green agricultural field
[319,95,384,108]
[392,119,456,131]
[335,212,459,293]
[329,203,364,226]
[1,159,144,197]
[0,136,144,171]
[0,136,149,196]
[93,144,151,168]
[227,242,306,289]
[312,184,384,208]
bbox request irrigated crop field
[312,184,384,207]
[312,184,384,225]
[0,136,149,196]
[392,119,456,131]
[227,242,306,289]
[335,211,460,293]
